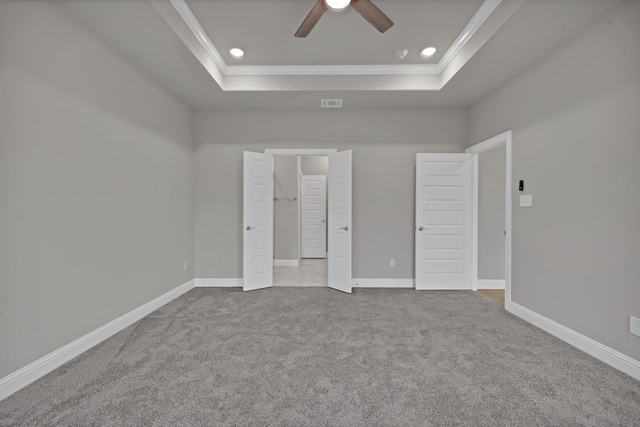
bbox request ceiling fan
[295,0,394,38]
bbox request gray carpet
[1,288,639,426]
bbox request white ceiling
[186,0,486,66]
[61,0,622,110]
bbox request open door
[243,151,274,291]
[328,150,352,293]
[415,153,472,290]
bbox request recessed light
[325,0,351,11]
[420,47,437,57]
[229,48,244,58]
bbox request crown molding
[435,0,502,74]
[224,63,441,77]
[169,0,228,74]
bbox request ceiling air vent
[321,99,343,108]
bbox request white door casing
[328,150,352,294]
[466,130,513,309]
[243,151,274,291]
[415,153,472,290]
[301,175,327,259]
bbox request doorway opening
[274,155,329,287]
[466,131,513,309]
[243,148,352,293]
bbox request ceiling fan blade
[295,0,328,38]
[351,0,394,33]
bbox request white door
[415,154,472,290]
[328,150,352,293]
[243,151,274,291]
[301,175,327,259]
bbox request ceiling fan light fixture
[420,47,437,58]
[229,48,245,58]
[325,0,351,11]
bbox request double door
[243,151,353,293]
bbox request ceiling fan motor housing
[295,0,394,38]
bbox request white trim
[436,0,502,74]
[226,64,441,77]
[0,279,195,401]
[274,259,299,267]
[266,149,337,156]
[168,0,227,73]
[509,302,640,381]
[352,279,415,289]
[471,153,479,291]
[168,0,500,77]
[466,130,513,154]
[197,278,415,289]
[466,130,513,310]
[504,139,513,310]
[476,279,506,289]
[297,156,302,261]
[195,278,243,288]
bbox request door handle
[339,226,349,231]
[246,226,255,231]
[417,226,428,231]
[322,219,326,223]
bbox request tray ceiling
[60,0,624,109]
[152,0,525,91]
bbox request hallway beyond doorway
[274,259,327,287]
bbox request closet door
[415,154,472,290]
[301,175,327,259]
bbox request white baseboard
[509,302,640,381]
[274,259,299,267]
[477,279,506,289]
[195,278,415,289]
[352,278,415,288]
[0,279,195,401]
[195,278,243,287]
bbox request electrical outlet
[183,261,188,272]
[390,259,395,268]
[630,316,640,337]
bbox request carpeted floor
[1,288,639,426]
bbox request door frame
[465,131,513,310]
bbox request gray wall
[301,156,329,176]
[467,1,640,360]
[194,110,467,279]
[478,145,506,279]
[274,156,299,260]
[0,1,195,378]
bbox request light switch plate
[520,195,533,207]
[630,316,640,337]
